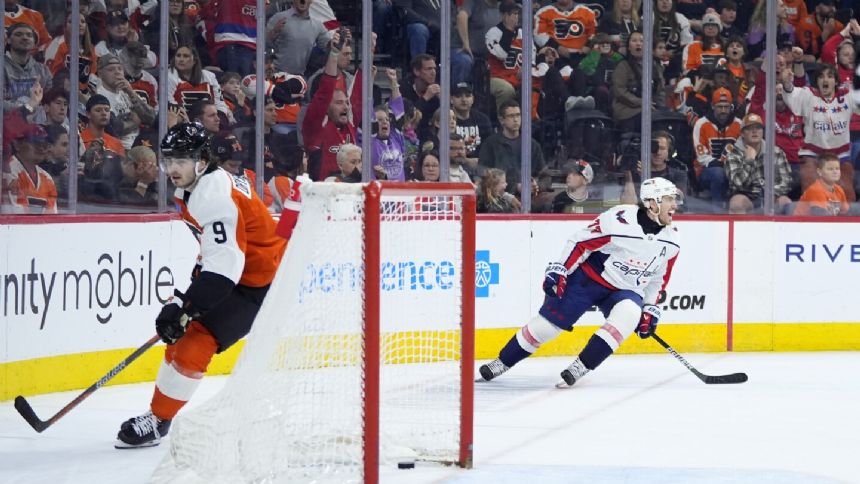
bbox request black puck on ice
[397,462,415,469]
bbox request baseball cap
[106,10,130,26]
[702,12,722,31]
[98,53,123,71]
[741,113,764,130]
[19,123,49,144]
[563,160,594,184]
[86,94,111,111]
[499,0,521,14]
[452,82,473,96]
[211,134,243,162]
[711,87,733,105]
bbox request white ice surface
[1,351,858,483]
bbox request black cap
[452,82,473,96]
[210,133,243,162]
[499,1,522,14]
[106,10,129,26]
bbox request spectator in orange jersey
[534,0,598,67]
[794,153,850,216]
[691,87,741,208]
[682,12,725,76]
[3,0,52,52]
[44,12,98,91]
[795,0,843,60]
[80,94,126,170]
[780,0,808,30]
[2,120,56,214]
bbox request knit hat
[702,12,722,31]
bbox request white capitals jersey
[556,205,680,305]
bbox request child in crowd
[477,168,520,213]
[794,154,850,216]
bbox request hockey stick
[14,335,161,433]
[651,333,748,384]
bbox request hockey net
[151,182,475,484]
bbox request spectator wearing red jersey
[301,30,358,181]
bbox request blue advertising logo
[475,250,499,298]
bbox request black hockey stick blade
[651,333,748,385]
[704,373,749,384]
[13,396,49,432]
[13,335,161,433]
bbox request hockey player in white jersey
[479,177,682,387]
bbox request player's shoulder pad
[188,170,238,224]
[598,204,639,232]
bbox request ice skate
[478,359,509,382]
[556,358,590,388]
[115,410,172,449]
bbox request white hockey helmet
[640,177,680,204]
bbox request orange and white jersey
[129,70,159,109]
[44,37,98,78]
[174,168,285,288]
[692,116,741,173]
[2,156,57,214]
[534,3,597,53]
[267,175,296,213]
[4,5,52,51]
[167,68,230,117]
[681,41,724,75]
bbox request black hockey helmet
[161,122,211,160]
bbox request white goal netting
[151,183,473,483]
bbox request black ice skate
[556,358,590,388]
[478,359,510,381]
[115,410,172,449]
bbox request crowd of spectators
[2,0,859,216]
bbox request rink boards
[2,213,859,399]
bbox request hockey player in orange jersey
[115,123,286,448]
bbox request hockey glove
[155,291,191,344]
[542,262,569,299]
[636,304,661,339]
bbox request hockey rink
[1,351,857,484]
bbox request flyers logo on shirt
[553,19,585,39]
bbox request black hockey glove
[542,262,568,299]
[636,304,661,339]
[155,290,191,344]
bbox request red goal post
[363,182,476,482]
